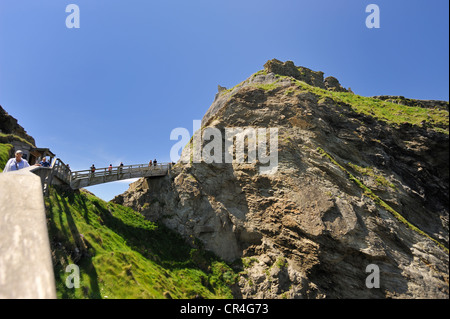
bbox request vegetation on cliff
[296,80,449,134]
[0,142,13,172]
[217,60,448,134]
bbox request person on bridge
[2,150,30,172]
[39,157,51,168]
[153,159,157,166]
[108,164,113,174]
[90,164,96,177]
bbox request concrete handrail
[0,167,56,299]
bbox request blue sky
[1,0,448,201]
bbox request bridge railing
[70,163,170,181]
[51,158,71,183]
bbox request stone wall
[0,167,56,298]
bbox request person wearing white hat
[2,150,31,172]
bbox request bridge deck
[47,159,169,190]
[70,163,169,189]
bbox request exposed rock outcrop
[324,76,348,92]
[114,60,449,299]
[0,105,36,146]
[372,96,449,111]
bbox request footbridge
[50,159,170,189]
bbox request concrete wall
[0,167,56,299]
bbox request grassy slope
[298,80,449,134]
[0,143,13,172]
[45,186,237,299]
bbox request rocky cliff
[114,59,449,298]
[0,105,36,146]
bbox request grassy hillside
[0,142,13,172]
[296,79,449,134]
[45,186,238,299]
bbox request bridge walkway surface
[49,159,170,190]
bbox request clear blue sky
[1,0,448,201]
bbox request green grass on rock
[45,186,237,299]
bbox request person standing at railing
[153,159,157,166]
[118,162,123,174]
[108,164,113,174]
[2,150,30,172]
[90,164,96,178]
[39,157,51,168]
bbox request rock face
[324,76,348,92]
[371,96,449,111]
[114,60,449,298]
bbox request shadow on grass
[90,200,207,270]
[47,186,238,299]
[46,187,101,299]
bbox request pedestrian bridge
[46,158,170,190]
